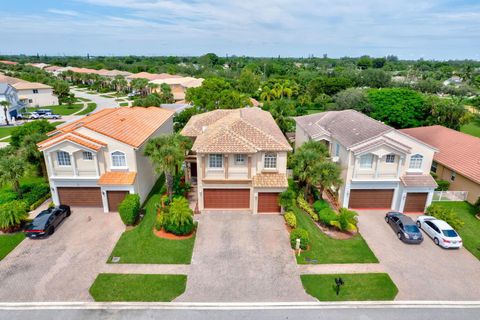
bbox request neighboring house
[401,125,480,204]
[0,83,24,122]
[12,82,58,107]
[37,107,175,212]
[0,60,18,65]
[150,76,204,101]
[295,110,438,213]
[181,107,292,214]
[126,72,179,82]
[27,63,50,69]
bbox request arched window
[409,154,423,169]
[111,151,127,167]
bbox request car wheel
[397,232,402,240]
[434,237,439,246]
[48,226,55,235]
[385,216,389,223]
[416,221,421,228]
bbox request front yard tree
[144,133,192,200]
[0,155,26,198]
[1,100,10,125]
[316,161,343,200]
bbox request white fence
[432,191,468,202]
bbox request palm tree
[0,100,10,125]
[0,155,26,198]
[20,132,49,179]
[316,161,343,200]
[144,133,192,200]
[147,82,159,95]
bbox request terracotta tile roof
[0,60,18,65]
[400,125,480,184]
[48,107,174,148]
[253,173,288,188]
[0,75,25,85]
[400,174,438,188]
[98,172,137,185]
[37,132,107,151]
[150,76,204,88]
[127,72,179,81]
[181,108,292,153]
[12,82,52,90]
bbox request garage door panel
[258,193,281,213]
[349,189,394,209]
[204,189,250,209]
[58,187,102,207]
[107,191,129,212]
[404,192,428,213]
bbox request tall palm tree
[144,133,192,200]
[147,82,159,95]
[316,161,343,200]
[0,100,10,125]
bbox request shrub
[155,206,170,231]
[331,208,358,232]
[435,180,450,191]
[21,182,50,207]
[318,207,338,226]
[430,172,438,179]
[279,189,296,211]
[118,194,141,226]
[0,190,17,205]
[163,197,194,236]
[284,211,297,228]
[164,220,195,236]
[290,228,309,250]
[0,200,28,232]
[297,196,318,221]
[474,197,480,214]
[426,204,464,230]
[313,199,329,213]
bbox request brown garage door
[404,193,428,213]
[204,189,250,209]
[107,191,129,212]
[258,193,281,213]
[57,187,102,207]
[349,189,394,209]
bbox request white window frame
[359,154,374,169]
[111,151,127,168]
[234,154,246,166]
[385,154,395,164]
[57,151,71,167]
[264,153,277,169]
[208,154,223,169]
[82,151,93,161]
[409,154,423,170]
[334,143,340,157]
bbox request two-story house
[38,107,175,212]
[295,110,438,213]
[12,81,58,107]
[181,107,292,214]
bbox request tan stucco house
[295,110,438,213]
[38,107,175,212]
[12,81,58,107]
[181,107,292,214]
[401,125,480,204]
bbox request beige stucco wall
[19,88,58,107]
[436,164,480,204]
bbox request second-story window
[82,151,93,160]
[385,154,395,163]
[234,154,246,165]
[33,89,38,94]
[359,154,373,169]
[334,143,340,157]
[111,151,127,167]
[264,153,277,169]
[57,151,71,166]
[409,154,423,170]
[208,154,223,168]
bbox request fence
[432,191,468,202]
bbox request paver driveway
[0,207,124,301]
[358,210,480,300]
[178,212,313,302]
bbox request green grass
[115,98,126,102]
[119,102,129,107]
[42,104,84,115]
[434,201,480,260]
[76,97,91,102]
[293,206,378,264]
[0,233,25,261]
[100,94,116,98]
[89,274,187,302]
[108,179,195,264]
[51,121,65,127]
[86,91,97,94]
[301,273,398,301]
[306,109,323,115]
[0,126,16,139]
[76,103,97,115]
[460,121,480,138]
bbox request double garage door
[57,187,128,212]
[349,189,428,212]
[203,189,280,213]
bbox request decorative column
[374,156,380,178]
[94,153,100,177]
[396,156,403,178]
[47,152,55,177]
[247,155,252,179]
[71,152,78,176]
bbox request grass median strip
[76,103,97,115]
[301,273,398,301]
[89,273,187,302]
[0,233,25,261]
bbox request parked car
[385,211,423,244]
[18,112,40,120]
[416,216,462,248]
[40,112,61,119]
[35,109,53,116]
[24,205,71,239]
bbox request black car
[385,211,423,244]
[24,205,71,238]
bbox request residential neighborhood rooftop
[400,125,480,184]
[12,81,52,90]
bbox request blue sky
[1,0,479,59]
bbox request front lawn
[89,273,187,302]
[108,179,196,264]
[0,233,25,261]
[434,201,480,260]
[293,206,378,264]
[77,103,97,115]
[460,121,480,138]
[301,273,398,301]
[41,104,84,115]
[119,102,129,107]
[0,126,16,139]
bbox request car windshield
[442,229,458,237]
[404,225,420,233]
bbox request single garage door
[349,189,394,209]
[404,192,428,213]
[204,189,250,209]
[57,187,102,207]
[107,191,129,212]
[258,193,281,213]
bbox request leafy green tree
[10,120,55,148]
[186,78,250,110]
[173,106,201,132]
[265,99,296,133]
[0,100,10,125]
[131,78,149,96]
[0,155,26,198]
[357,69,391,88]
[333,88,372,113]
[316,161,342,200]
[425,96,471,130]
[372,57,386,68]
[236,69,260,95]
[357,56,372,69]
[20,132,49,179]
[52,80,71,103]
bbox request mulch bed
[153,228,195,240]
[316,223,356,240]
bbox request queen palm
[0,100,10,125]
[0,155,26,198]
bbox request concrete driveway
[358,210,480,300]
[0,207,124,301]
[178,212,313,302]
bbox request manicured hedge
[284,211,297,228]
[118,194,141,226]
[290,228,309,250]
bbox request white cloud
[47,9,80,16]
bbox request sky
[0,0,479,60]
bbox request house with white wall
[295,110,438,213]
[0,83,24,123]
[12,82,58,107]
